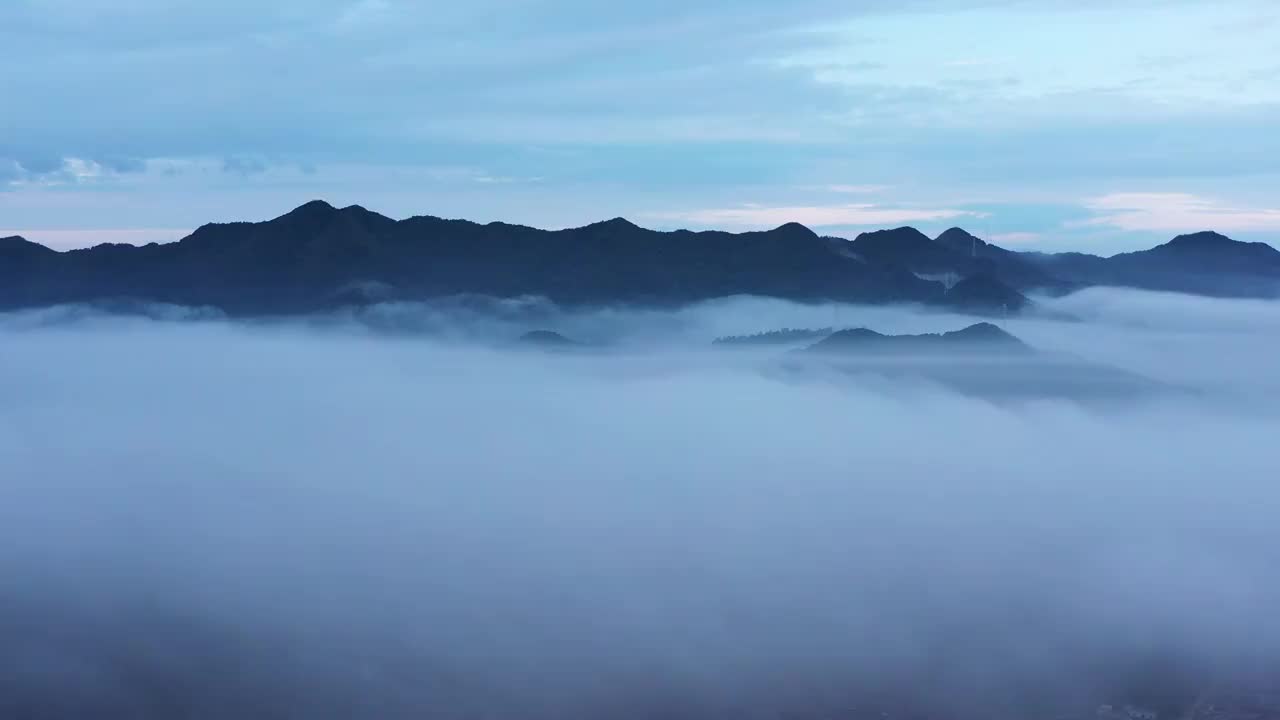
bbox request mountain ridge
[1021,229,1280,298]
[845,226,1063,294]
[806,322,1029,355]
[3,200,1276,314]
[1,200,996,315]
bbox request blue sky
[2,0,1279,252]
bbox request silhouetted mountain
[793,323,1163,402]
[933,227,984,254]
[850,227,968,276]
[944,271,1031,313]
[1,235,54,258]
[840,227,1043,310]
[933,228,1064,291]
[0,235,59,274]
[1111,231,1280,278]
[6,202,1274,313]
[713,328,835,346]
[806,322,1028,355]
[1,236,65,307]
[0,201,994,316]
[1022,231,1280,298]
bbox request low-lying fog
[2,288,1278,719]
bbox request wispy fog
[2,289,1278,718]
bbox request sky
[2,0,1280,253]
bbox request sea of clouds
[1,288,1278,718]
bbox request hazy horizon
[6,198,1273,257]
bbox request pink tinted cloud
[648,203,983,229]
[1084,193,1280,233]
[987,231,1042,245]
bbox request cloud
[9,153,65,176]
[6,1,1278,159]
[0,160,22,185]
[987,231,1042,245]
[1083,192,1280,233]
[784,3,1280,109]
[333,0,395,31]
[1,291,1279,715]
[824,184,891,194]
[941,57,1000,68]
[221,156,270,176]
[0,156,152,188]
[647,202,984,229]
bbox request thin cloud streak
[987,231,1042,245]
[1083,192,1280,233]
[824,184,892,194]
[647,203,984,229]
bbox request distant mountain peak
[1024,229,1280,298]
[0,235,56,257]
[820,327,885,344]
[845,226,1048,303]
[337,203,396,226]
[270,199,340,224]
[934,228,987,256]
[286,199,336,213]
[773,222,818,238]
[580,217,641,232]
[942,322,1023,345]
[936,227,982,245]
[945,272,1031,312]
[937,227,978,240]
[806,322,1028,355]
[264,200,398,235]
[1165,231,1236,247]
[1146,230,1279,259]
[855,226,932,244]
